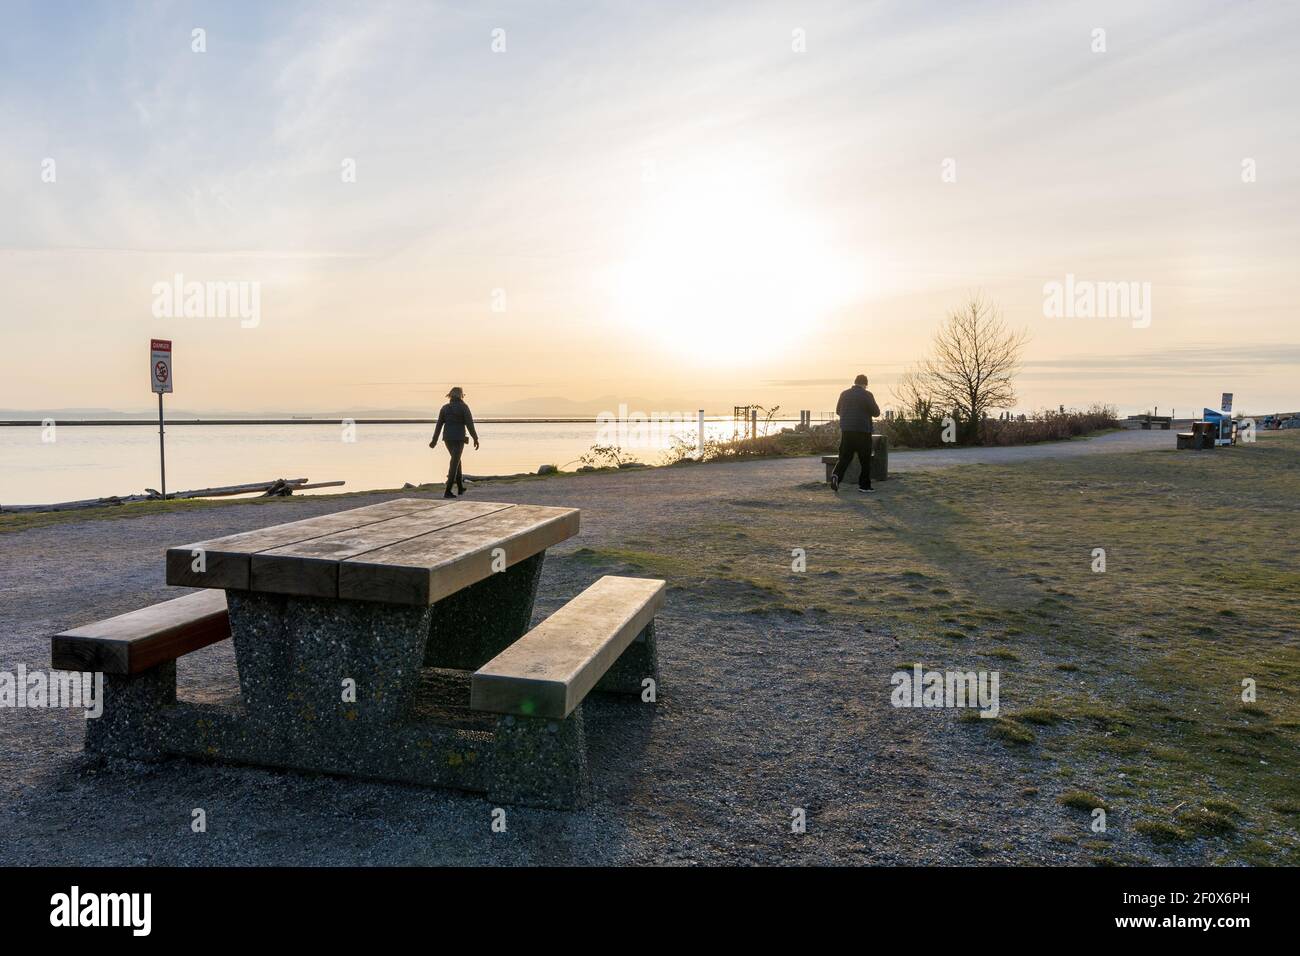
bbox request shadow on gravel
[584,694,657,805]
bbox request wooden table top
[166,499,580,605]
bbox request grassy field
[573,431,1300,864]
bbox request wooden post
[697,409,705,458]
[750,409,757,439]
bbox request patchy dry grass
[558,431,1300,863]
[1058,790,1110,811]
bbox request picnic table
[167,498,578,721]
[52,497,667,807]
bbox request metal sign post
[151,339,173,499]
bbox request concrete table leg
[85,662,176,760]
[487,707,592,809]
[226,590,434,728]
[595,621,659,697]
[424,551,545,670]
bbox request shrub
[882,415,945,448]
[656,404,1120,464]
[975,404,1119,445]
[579,445,639,468]
[662,424,841,464]
[870,404,1118,449]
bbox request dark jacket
[836,385,881,433]
[432,399,478,444]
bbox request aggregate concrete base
[82,588,660,809]
[595,621,658,696]
[425,552,544,670]
[85,663,176,761]
[160,698,499,797]
[84,666,595,808]
[488,709,592,809]
[226,590,433,726]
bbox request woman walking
[429,386,480,498]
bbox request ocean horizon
[0,418,770,506]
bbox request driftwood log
[1,478,345,514]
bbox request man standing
[831,374,881,494]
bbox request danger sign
[151,339,173,394]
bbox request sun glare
[609,169,861,363]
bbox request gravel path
[0,430,1170,865]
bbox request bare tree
[922,294,1027,441]
[892,364,935,421]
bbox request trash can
[822,435,888,484]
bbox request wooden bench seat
[471,575,666,719]
[51,590,230,675]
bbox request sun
[607,167,860,363]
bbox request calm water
[0,419,789,506]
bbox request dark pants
[833,430,873,489]
[444,439,466,490]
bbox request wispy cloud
[1023,345,1300,371]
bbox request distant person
[429,386,479,498]
[831,373,881,494]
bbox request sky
[2,0,1298,418]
